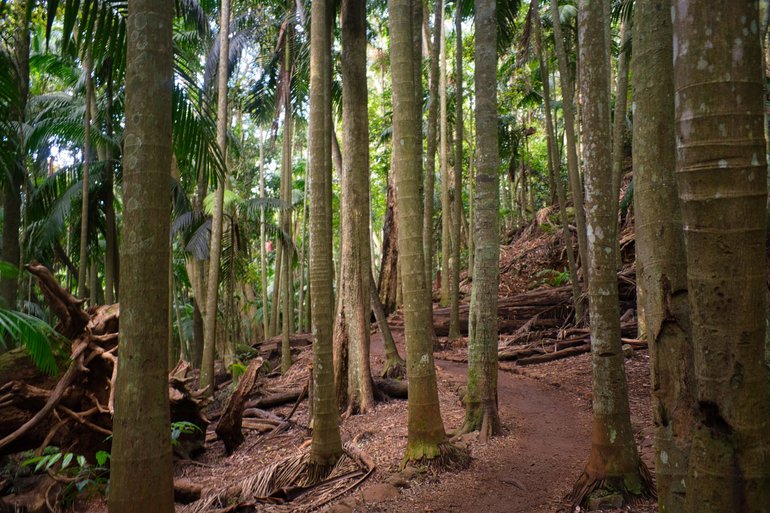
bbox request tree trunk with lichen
[333,0,375,415]
[424,0,441,304]
[632,1,694,511]
[108,2,175,511]
[673,2,770,511]
[568,0,652,506]
[308,0,343,470]
[389,0,447,464]
[462,0,501,441]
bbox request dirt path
[361,331,592,513]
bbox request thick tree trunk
[333,0,375,415]
[389,0,447,464]
[462,0,501,441]
[0,0,29,310]
[308,0,343,469]
[200,0,232,395]
[108,2,175,511]
[673,2,770,510]
[281,113,294,373]
[568,0,652,506]
[632,2,694,511]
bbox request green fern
[0,308,64,376]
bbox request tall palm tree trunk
[438,10,450,307]
[549,0,588,282]
[308,0,343,470]
[108,2,175,511]
[568,0,652,505]
[333,0,375,414]
[462,0,501,441]
[78,52,93,300]
[389,0,447,464]
[423,0,442,302]
[632,2,693,511]
[200,0,232,394]
[447,2,463,341]
[673,2,770,510]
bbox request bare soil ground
[151,322,658,513]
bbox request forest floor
[145,322,658,513]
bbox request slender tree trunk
[632,2,694,511]
[308,0,343,470]
[333,0,375,414]
[532,1,582,320]
[673,2,770,510]
[271,242,283,337]
[200,0,232,395]
[78,52,93,300]
[447,3,463,341]
[424,0,442,303]
[568,0,652,505]
[549,0,588,281]
[389,0,447,464]
[104,70,117,304]
[297,157,309,333]
[281,114,294,373]
[462,0,501,441]
[108,2,175,511]
[611,21,631,268]
[439,8,450,308]
[259,132,270,339]
[467,98,475,278]
[371,271,405,377]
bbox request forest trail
[362,333,592,513]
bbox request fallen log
[245,389,304,410]
[373,377,408,399]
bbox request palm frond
[0,308,64,376]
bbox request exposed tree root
[401,442,471,473]
[380,356,406,379]
[456,407,502,443]
[566,459,656,509]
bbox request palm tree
[632,1,693,511]
[462,0,501,441]
[568,0,652,506]
[200,0,232,396]
[389,0,448,464]
[673,1,770,510]
[333,0,375,415]
[308,0,342,471]
[108,1,175,511]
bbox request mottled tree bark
[78,52,93,300]
[439,7,450,308]
[568,0,652,505]
[462,0,501,441]
[673,2,770,511]
[308,0,343,469]
[333,0,375,415]
[632,2,694,511]
[108,2,175,511]
[389,0,447,464]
